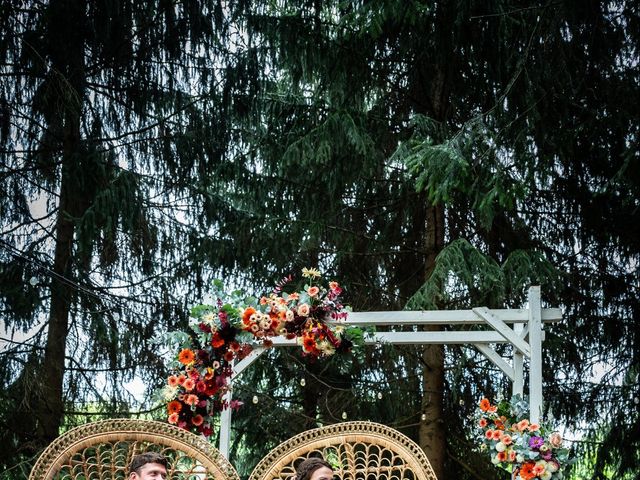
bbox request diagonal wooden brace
[472,307,531,357]
[475,344,515,381]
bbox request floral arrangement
[161,268,364,436]
[475,395,572,480]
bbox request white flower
[202,312,216,325]
[161,385,179,401]
[516,454,524,463]
[491,455,501,465]
[317,340,335,355]
[540,472,552,480]
[495,442,506,452]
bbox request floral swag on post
[161,268,365,437]
[475,396,573,480]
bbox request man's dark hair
[129,452,168,474]
[294,457,333,480]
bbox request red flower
[211,332,225,348]
[167,401,182,414]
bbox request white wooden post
[528,286,543,423]
[512,322,524,398]
[219,347,267,456]
[218,389,233,458]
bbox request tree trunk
[419,202,446,478]
[418,35,449,474]
[34,0,86,446]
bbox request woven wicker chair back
[248,422,438,480]
[28,419,240,480]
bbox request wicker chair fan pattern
[247,421,438,480]
[29,419,240,480]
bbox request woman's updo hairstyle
[293,457,333,480]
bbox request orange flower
[517,419,530,432]
[168,413,179,424]
[307,286,320,297]
[177,374,186,385]
[491,430,502,441]
[288,292,300,301]
[302,335,316,352]
[178,348,195,365]
[496,451,507,462]
[192,414,204,426]
[501,434,512,446]
[184,394,199,406]
[478,418,488,428]
[168,375,179,387]
[167,400,182,414]
[529,423,540,432]
[329,281,339,290]
[485,429,494,440]
[479,398,491,412]
[243,307,257,325]
[518,462,536,480]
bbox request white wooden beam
[475,344,515,381]
[334,308,562,326]
[472,307,531,357]
[232,347,266,376]
[266,331,520,346]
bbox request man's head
[129,452,168,480]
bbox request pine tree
[0,1,241,473]
[216,1,639,478]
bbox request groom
[128,452,168,480]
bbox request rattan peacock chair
[247,421,439,480]
[28,418,240,480]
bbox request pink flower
[528,423,540,432]
[168,413,179,424]
[168,375,179,387]
[501,434,512,446]
[297,303,310,316]
[307,286,320,297]
[183,378,195,391]
[329,281,340,290]
[549,432,563,448]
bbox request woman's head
[294,457,333,480]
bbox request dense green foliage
[1,1,638,479]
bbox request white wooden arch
[219,286,561,458]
